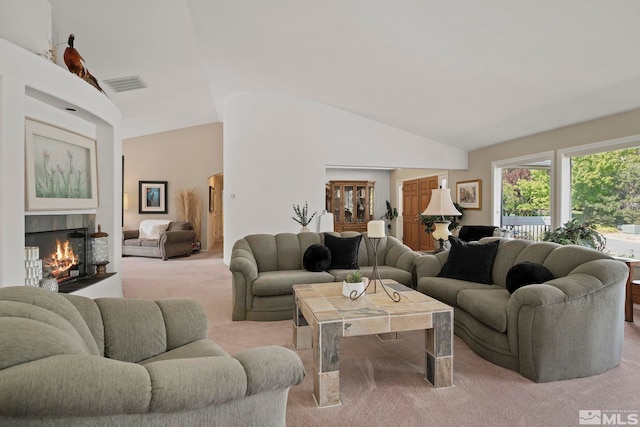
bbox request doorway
[402,176,439,251]
[207,174,224,249]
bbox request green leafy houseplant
[542,218,606,251]
[344,270,363,283]
[292,201,317,226]
[418,203,464,234]
[380,200,398,231]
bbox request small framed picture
[139,181,168,214]
[456,179,482,210]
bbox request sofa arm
[230,248,259,321]
[233,346,306,395]
[415,253,447,278]
[123,229,139,240]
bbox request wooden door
[402,180,420,250]
[419,177,439,251]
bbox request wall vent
[103,75,147,93]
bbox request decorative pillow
[506,262,555,294]
[437,237,500,284]
[324,234,362,270]
[303,244,332,272]
[139,220,171,239]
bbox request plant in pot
[342,270,366,298]
[379,200,398,233]
[292,201,317,232]
[542,218,606,251]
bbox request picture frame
[139,181,168,214]
[209,186,215,212]
[456,179,482,210]
[25,118,98,211]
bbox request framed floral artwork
[25,118,98,210]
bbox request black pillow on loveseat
[303,244,332,272]
[324,234,362,269]
[437,236,499,284]
[506,262,555,294]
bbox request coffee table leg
[293,304,311,350]
[425,310,453,388]
[313,321,342,407]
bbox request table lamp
[422,188,462,252]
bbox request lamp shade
[367,220,386,238]
[421,189,462,217]
[123,192,129,211]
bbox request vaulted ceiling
[49,0,640,151]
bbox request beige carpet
[122,245,640,427]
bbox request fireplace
[25,228,89,283]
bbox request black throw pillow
[324,234,362,269]
[303,244,332,272]
[437,236,500,284]
[506,262,555,294]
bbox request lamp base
[433,239,448,253]
[94,261,109,277]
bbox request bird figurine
[63,34,106,94]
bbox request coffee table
[292,280,453,407]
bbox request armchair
[0,286,305,426]
[123,220,196,260]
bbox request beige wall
[123,123,223,250]
[448,108,640,226]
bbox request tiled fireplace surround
[25,214,103,292]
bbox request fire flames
[44,240,79,280]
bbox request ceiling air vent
[103,75,147,93]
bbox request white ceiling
[49,0,640,151]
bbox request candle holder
[91,225,109,277]
[349,220,401,303]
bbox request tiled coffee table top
[293,280,452,337]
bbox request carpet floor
[122,245,640,427]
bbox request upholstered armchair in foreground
[0,286,305,426]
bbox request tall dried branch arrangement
[177,189,202,242]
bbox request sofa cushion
[324,234,362,269]
[303,244,332,272]
[506,262,555,294]
[437,237,499,284]
[457,289,511,332]
[417,277,503,307]
[253,270,335,296]
[140,239,160,248]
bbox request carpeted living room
[3,1,640,426]
[121,244,640,427]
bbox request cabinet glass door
[333,185,341,221]
[356,185,366,223]
[344,185,354,223]
[369,186,374,219]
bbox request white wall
[123,123,223,249]
[0,38,122,297]
[223,92,468,262]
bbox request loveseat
[415,237,628,382]
[0,286,305,426]
[123,220,196,260]
[230,231,419,321]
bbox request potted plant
[292,201,317,232]
[542,218,606,251]
[342,270,366,298]
[380,200,398,233]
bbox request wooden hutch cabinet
[326,181,375,232]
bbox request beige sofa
[416,237,628,382]
[0,286,305,426]
[123,220,196,260]
[230,231,419,321]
